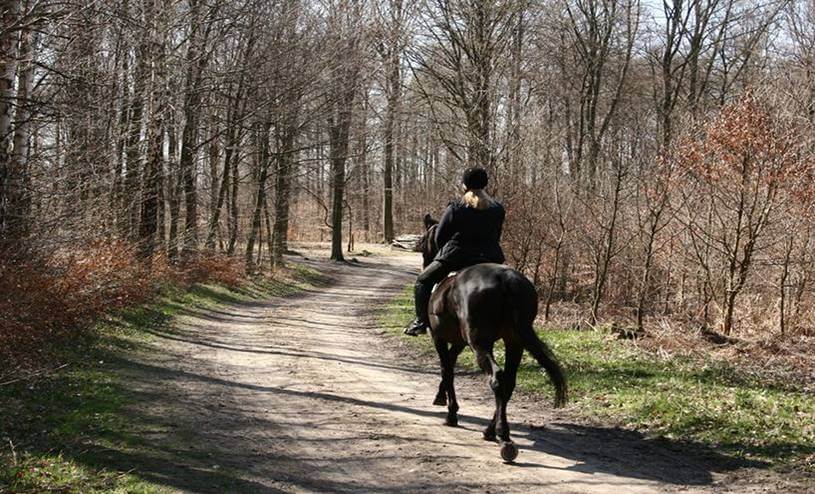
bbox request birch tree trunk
[0,0,21,240]
[5,11,34,241]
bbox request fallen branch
[0,363,70,387]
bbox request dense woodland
[1,0,815,359]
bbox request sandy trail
[120,250,764,493]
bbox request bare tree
[559,0,639,185]
[411,0,517,176]
[325,0,365,261]
[0,0,22,242]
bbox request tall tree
[179,0,219,256]
[377,0,411,243]
[0,0,21,241]
[5,0,34,241]
[326,0,364,262]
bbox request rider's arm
[435,204,456,251]
[496,206,506,240]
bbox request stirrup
[404,320,428,336]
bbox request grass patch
[380,284,815,471]
[0,264,324,493]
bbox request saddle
[431,271,458,293]
[430,273,458,316]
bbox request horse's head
[415,213,439,268]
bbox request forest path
[119,249,749,493]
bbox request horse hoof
[500,441,518,463]
[483,430,497,442]
[444,416,458,427]
[433,396,447,406]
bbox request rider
[404,167,506,336]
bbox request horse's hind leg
[496,343,523,443]
[471,341,504,440]
[471,341,502,388]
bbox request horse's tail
[502,269,567,407]
[519,325,568,407]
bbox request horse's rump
[453,264,538,329]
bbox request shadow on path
[72,355,764,492]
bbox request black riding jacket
[434,199,506,267]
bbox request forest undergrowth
[0,242,248,382]
[0,258,326,493]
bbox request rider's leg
[405,261,450,336]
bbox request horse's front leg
[432,336,449,406]
[445,343,466,425]
[432,337,458,426]
[483,409,498,442]
[434,379,447,406]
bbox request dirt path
[112,251,773,493]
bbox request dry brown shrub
[177,252,243,287]
[0,242,245,378]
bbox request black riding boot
[404,281,432,336]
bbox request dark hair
[462,167,488,190]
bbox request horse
[414,213,567,462]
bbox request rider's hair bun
[462,167,488,190]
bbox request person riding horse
[404,167,506,336]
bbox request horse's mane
[416,221,438,267]
[417,223,437,254]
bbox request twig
[7,437,17,466]
[0,363,69,387]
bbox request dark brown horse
[415,214,567,462]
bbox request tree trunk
[139,117,163,258]
[167,111,181,260]
[328,37,359,261]
[346,202,353,253]
[358,123,370,241]
[137,0,166,259]
[778,235,793,335]
[206,112,220,245]
[263,194,273,270]
[380,0,402,244]
[544,234,564,322]
[0,0,21,240]
[227,144,239,255]
[590,164,624,325]
[206,130,230,250]
[5,25,35,241]
[636,206,665,332]
[329,132,347,261]
[179,0,215,257]
[382,62,397,243]
[125,1,155,239]
[272,127,295,266]
[246,122,271,268]
[636,234,656,332]
[113,27,130,233]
